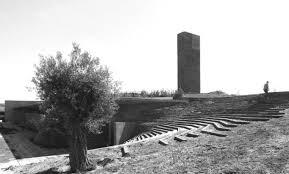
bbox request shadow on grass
[35,168,70,174]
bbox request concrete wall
[113,122,136,145]
[178,32,200,93]
[5,100,42,124]
[114,98,186,122]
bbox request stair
[123,93,289,146]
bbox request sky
[1,0,289,102]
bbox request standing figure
[263,81,269,94]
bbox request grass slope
[4,109,289,174]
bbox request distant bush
[208,90,228,95]
[119,90,175,98]
[173,88,184,100]
[140,90,148,97]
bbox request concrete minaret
[177,32,200,93]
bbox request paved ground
[0,133,16,163]
[0,122,68,171]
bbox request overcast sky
[1,0,289,102]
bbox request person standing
[263,81,269,94]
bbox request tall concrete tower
[177,32,200,93]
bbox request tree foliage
[32,43,118,172]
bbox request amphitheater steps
[124,97,289,146]
[186,132,200,137]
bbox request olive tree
[32,43,118,172]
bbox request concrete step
[151,128,169,133]
[174,135,187,142]
[150,131,158,136]
[218,114,284,119]
[151,130,164,135]
[217,116,270,122]
[157,124,179,131]
[214,113,283,117]
[159,139,169,146]
[200,130,227,137]
[155,125,175,132]
[186,118,237,128]
[186,132,200,137]
[162,123,192,130]
[205,118,250,124]
[146,133,154,137]
[183,120,231,131]
[225,111,282,115]
[196,113,284,119]
[163,122,199,129]
[121,146,129,157]
[257,111,284,115]
[200,119,238,127]
[209,122,231,131]
[237,108,283,112]
[181,115,246,124]
[174,120,208,127]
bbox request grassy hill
[4,109,289,173]
[2,93,289,174]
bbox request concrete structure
[113,122,138,145]
[178,32,200,93]
[5,100,42,124]
[4,98,184,148]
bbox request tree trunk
[69,119,89,172]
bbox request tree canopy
[32,43,119,172]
